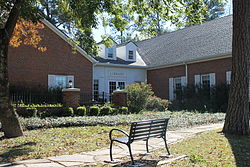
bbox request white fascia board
[147,53,232,70]
[41,19,98,64]
[96,63,148,69]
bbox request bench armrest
[109,128,129,140]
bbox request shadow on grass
[113,160,159,167]
[0,142,36,162]
[224,133,250,167]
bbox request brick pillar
[62,88,80,108]
[112,90,127,107]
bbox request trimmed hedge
[17,107,37,118]
[89,106,100,116]
[75,106,87,116]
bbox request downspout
[92,62,98,100]
[185,63,188,85]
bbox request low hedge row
[16,105,129,118]
[14,111,225,131]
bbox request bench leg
[146,139,149,153]
[163,138,170,155]
[110,141,114,161]
[127,144,135,164]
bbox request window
[93,80,99,101]
[174,78,182,91]
[48,75,74,89]
[201,74,210,88]
[174,77,182,99]
[109,81,126,94]
[107,48,113,58]
[128,50,134,59]
[55,76,67,88]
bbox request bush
[146,96,170,111]
[170,84,230,113]
[89,106,100,116]
[119,107,129,114]
[99,106,112,116]
[75,106,87,116]
[126,83,154,113]
[60,107,74,117]
[17,107,37,118]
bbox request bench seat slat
[132,127,166,135]
[131,123,166,131]
[132,120,166,127]
[131,129,165,139]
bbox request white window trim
[108,80,126,94]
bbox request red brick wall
[8,24,93,94]
[147,57,232,99]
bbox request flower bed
[14,111,225,131]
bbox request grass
[0,125,129,162]
[158,129,250,167]
[0,111,225,163]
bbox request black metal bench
[109,118,170,164]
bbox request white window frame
[48,75,74,89]
[108,80,126,94]
[128,50,134,60]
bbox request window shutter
[48,75,55,89]
[209,73,216,87]
[226,71,231,84]
[169,78,174,100]
[194,75,201,86]
[181,76,187,86]
[67,75,74,88]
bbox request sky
[92,0,233,43]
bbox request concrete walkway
[0,123,223,167]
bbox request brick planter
[62,88,80,109]
[112,90,127,107]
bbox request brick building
[136,15,233,100]
[9,15,235,103]
[8,20,97,95]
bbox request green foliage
[126,83,154,113]
[12,111,225,131]
[170,84,230,113]
[60,107,74,117]
[89,106,100,116]
[17,107,37,118]
[40,109,60,118]
[146,96,171,111]
[119,107,129,114]
[15,103,62,107]
[75,106,87,116]
[99,105,112,116]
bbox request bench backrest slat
[128,118,170,142]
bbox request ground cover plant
[0,111,225,162]
[14,111,224,130]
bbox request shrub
[89,106,100,116]
[126,83,154,113]
[119,107,129,114]
[146,96,170,111]
[170,84,230,113]
[60,107,74,117]
[17,107,37,118]
[75,106,87,116]
[99,106,112,116]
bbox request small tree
[126,83,153,113]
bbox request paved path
[0,123,223,167]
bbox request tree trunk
[223,0,250,135]
[0,0,23,138]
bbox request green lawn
[0,125,129,162]
[160,129,250,167]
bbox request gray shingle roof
[135,15,232,68]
